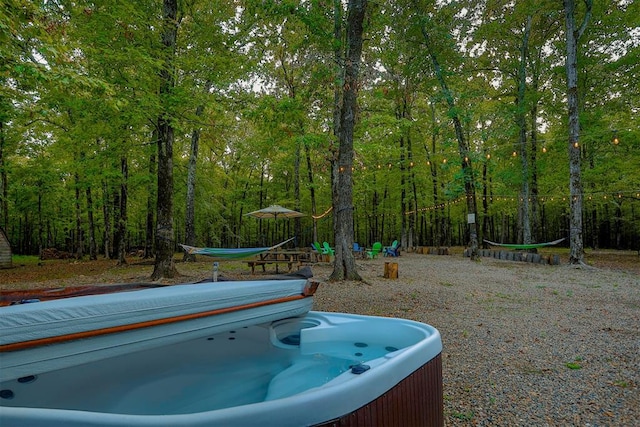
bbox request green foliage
[1,0,638,253]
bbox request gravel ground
[2,251,638,426]
[309,253,640,427]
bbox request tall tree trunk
[102,180,112,258]
[419,22,479,259]
[330,0,366,281]
[294,139,302,245]
[183,85,210,262]
[0,120,8,231]
[482,156,489,247]
[74,172,84,259]
[183,124,199,262]
[37,192,43,258]
[86,186,97,260]
[117,157,128,266]
[517,16,533,247]
[144,144,156,259]
[151,0,179,280]
[304,144,318,244]
[529,93,541,244]
[563,0,592,265]
[330,0,343,253]
[112,187,121,259]
[409,150,418,250]
[425,100,441,247]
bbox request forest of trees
[1,1,639,271]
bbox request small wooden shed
[0,227,12,269]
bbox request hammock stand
[483,237,565,250]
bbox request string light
[345,128,634,174]
[311,206,333,220]
[407,190,639,216]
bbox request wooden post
[384,262,398,279]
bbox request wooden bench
[247,259,297,274]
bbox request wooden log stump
[384,262,398,279]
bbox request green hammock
[180,237,295,261]
[483,237,565,250]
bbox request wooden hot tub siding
[313,353,443,427]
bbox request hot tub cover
[0,279,313,382]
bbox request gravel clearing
[309,253,639,426]
[2,251,638,426]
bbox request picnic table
[247,250,316,274]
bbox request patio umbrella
[245,205,305,220]
[246,205,304,247]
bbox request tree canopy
[1,0,638,267]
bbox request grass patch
[11,255,40,265]
[566,356,583,370]
[450,411,474,421]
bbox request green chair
[322,242,335,255]
[366,242,382,259]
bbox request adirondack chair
[322,242,335,255]
[383,240,400,257]
[353,242,365,258]
[366,242,382,259]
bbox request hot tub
[0,281,443,426]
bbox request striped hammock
[180,237,295,260]
[483,237,565,250]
